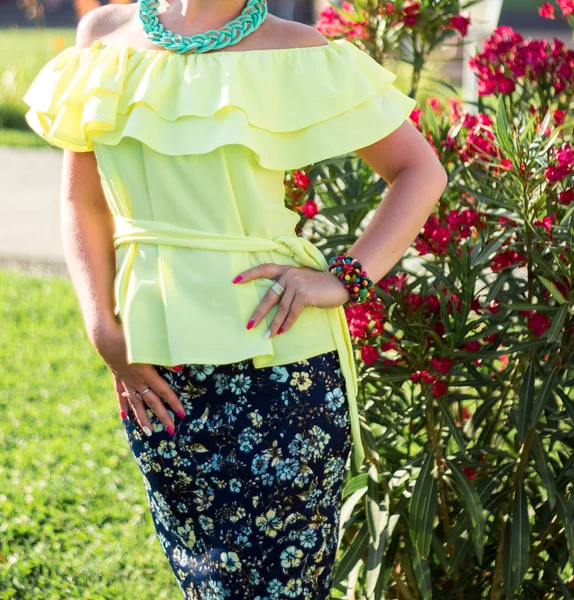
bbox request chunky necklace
[138,0,268,54]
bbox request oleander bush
[288,1,574,597]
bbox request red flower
[300,199,318,219]
[432,380,448,398]
[501,159,513,170]
[546,165,569,183]
[462,341,482,353]
[539,2,556,19]
[294,170,311,191]
[557,0,574,16]
[462,407,472,420]
[430,357,453,375]
[448,13,471,36]
[529,313,551,337]
[462,467,476,480]
[412,370,437,384]
[554,110,566,126]
[534,213,555,233]
[361,344,379,366]
[559,189,574,205]
[491,249,527,271]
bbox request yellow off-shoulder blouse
[22,38,417,471]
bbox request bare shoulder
[75,3,136,49]
[258,15,329,49]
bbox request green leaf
[538,275,568,304]
[409,451,438,558]
[342,473,369,498]
[531,366,557,426]
[557,489,574,568]
[508,481,530,592]
[437,399,469,457]
[366,464,381,541]
[332,519,370,587]
[517,363,536,446]
[445,458,485,563]
[405,530,432,600]
[531,432,556,510]
[494,95,515,160]
[545,303,569,345]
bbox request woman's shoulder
[75,3,136,50]
[74,6,330,53]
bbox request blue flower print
[190,364,216,381]
[122,350,352,599]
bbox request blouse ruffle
[23,39,417,169]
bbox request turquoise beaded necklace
[138,0,268,54]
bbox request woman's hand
[232,264,350,338]
[92,320,187,436]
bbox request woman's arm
[60,150,118,345]
[233,119,447,337]
[351,119,448,282]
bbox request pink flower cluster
[539,0,574,19]
[316,1,368,40]
[415,208,485,256]
[316,1,470,39]
[468,26,574,96]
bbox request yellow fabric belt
[112,215,364,471]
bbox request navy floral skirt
[121,349,352,600]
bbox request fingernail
[120,410,128,420]
[143,425,153,437]
[232,275,243,283]
[246,318,255,330]
[172,364,184,372]
[166,425,175,436]
[264,327,271,339]
[277,327,284,334]
[176,409,185,418]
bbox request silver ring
[271,281,285,296]
[140,387,152,397]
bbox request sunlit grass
[0,269,182,598]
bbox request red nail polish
[232,275,243,283]
[176,409,185,418]
[246,318,255,330]
[120,410,128,420]
[166,425,175,436]
[172,365,184,372]
[277,327,284,334]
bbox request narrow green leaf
[531,366,557,426]
[517,363,535,445]
[409,451,438,558]
[545,303,569,345]
[445,458,485,562]
[437,399,469,457]
[342,473,369,498]
[531,432,556,510]
[494,95,514,159]
[510,481,530,591]
[538,275,568,304]
[366,464,380,541]
[332,519,369,587]
[405,530,432,600]
[557,489,574,568]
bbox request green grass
[0,270,182,599]
[0,27,76,148]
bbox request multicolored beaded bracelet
[328,252,375,307]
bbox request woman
[23,0,447,597]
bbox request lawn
[0,28,76,148]
[0,269,182,599]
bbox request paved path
[0,146,68,275]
